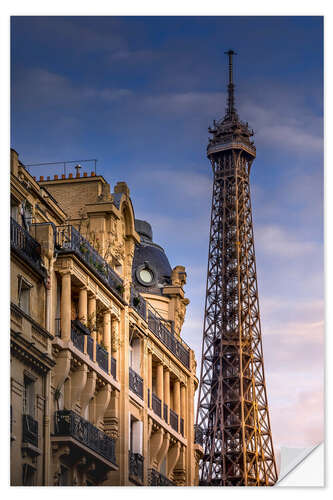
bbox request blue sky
[11,16,323,453]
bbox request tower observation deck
[195,50,278,486]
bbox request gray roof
[132,219,172,295]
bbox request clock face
[139,268,153,284]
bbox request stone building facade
[10,149,203,486]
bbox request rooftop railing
[54,410,116,465]
[55,225,124,300]
[10,217,43,275]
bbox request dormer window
[136,262,156,287]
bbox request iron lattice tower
[195,51,278,486]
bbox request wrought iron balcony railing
[180,417,184,436]
[22,414,38,448]
[71,320,85,352]
[10,217,43,274]
[54,410,116,465]
[163,403,168,423]
[129,451,144,485]
[55,225,124,300]
[148,468,175,486]
[87,335,94,360]
[130,287,147,321]
[111,356,117,379]
[148,311,190,369]
[129,367,143,399]
[194,425,204,446]
[152,393,162,418]
[130,287,190,370]
[96,342,108,373]
[169,409,179,432]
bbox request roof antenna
[224,49,238,120]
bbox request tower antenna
[224,49,238,119]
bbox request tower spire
[224,49,238,120]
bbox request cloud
[12,68,133,111]
[255,224,319,258]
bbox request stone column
[164,368,170,422]
[156,362,164,405]
[181,384,186,435]
[78,287,88,353]
[60,271,71,342]
[88,295,96,361]
[103,311,111,374]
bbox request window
[129,415,143,454]
[23,375,35,418]
[18,275,32,314]
[129,333,141,373]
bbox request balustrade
[54,410,116,465]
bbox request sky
[11,16,324,455]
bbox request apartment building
[10,149,204,486]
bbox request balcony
[55,225,124,301]
[128,451,144,485]
[148,311,190,369]
[152,393,162,418]
[10,217,43,276]
[148,468,175,486]
[163,403,168,423]
[22,414,38,448]
[169,409,178,433]
[54,410,117,465]
[194,425,204,446]
[96,342,108,373]
[129,367,143,399]
[130,288,190,370]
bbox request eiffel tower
[195,50,278,486]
